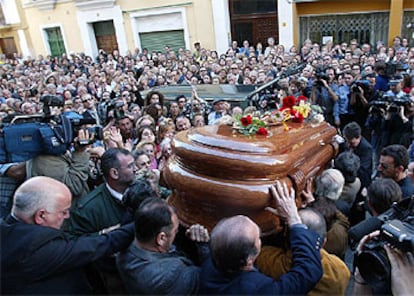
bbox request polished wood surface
[164,122,338,235]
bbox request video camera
[105,99,126,121]
[350,197,414,290]
[315,71,328,81]
[369,94,412,114]
[351,80,370,93]
[313,68,328,88]
[0,95,103,163]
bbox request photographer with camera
[352,228,414,295]
[350,73,380,138]
[381,80,414,148]
[350,176,413,295]
[310,67,339,126]
[27,127,93,200]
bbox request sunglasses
[82,98,92,102]
[379,162,391,170]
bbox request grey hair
[12,187,57,219]
[314,169,345,201]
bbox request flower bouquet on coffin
[274,95,325,130]
[232,114,269,136]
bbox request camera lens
[357,249,391,284]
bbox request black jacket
[1,216,133,295]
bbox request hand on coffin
[186,224,210,243]
[266,180,302,227]
[300,178,315,208]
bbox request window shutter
[140,30,185,52]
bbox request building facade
[0,0,31,57]
[1,0,413,58]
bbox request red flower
[240,115,253,126]
[282,96,296,109]
[256,127,268,136]
[297,95,308,102]
[292,111,304,123]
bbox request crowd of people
[1,34,414,295]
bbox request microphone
[348,216,382,249]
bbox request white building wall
[76,5,128,57]
[40,23,69,55]
[17,29,31,58]
[130,6,189,51]
[1,0,20,24]
[211,0,231,54]
[278,0,295,48]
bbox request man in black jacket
[342,121,373,189]
[1,176,134,295]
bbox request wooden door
[230,0,278,47]
[95,34,118,54]
[0,37,18,57]
[93,21,118,54]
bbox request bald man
[1,176,134,295]
[199,181,323,294]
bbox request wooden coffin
[163,122,338,235]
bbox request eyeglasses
[82,98,92,102]
[379,162,391,170]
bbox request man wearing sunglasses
[378,144,414,199]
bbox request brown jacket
[256,246,350,296]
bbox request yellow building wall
[117,0,216,51]
[23,2,82,56]
[0,0,32,56]
[296,0,390,15]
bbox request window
[140,30,185,53]
[44,27,66,57]
[402,11,414,47]
[300,12,389,46]
[231,0,276,15]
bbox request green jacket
[65,183,126,237]
[28,152,90,200]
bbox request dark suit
[199,226,323,295]
[340,137,373,189]
[1,216,133,295]
[352,137,373,189]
